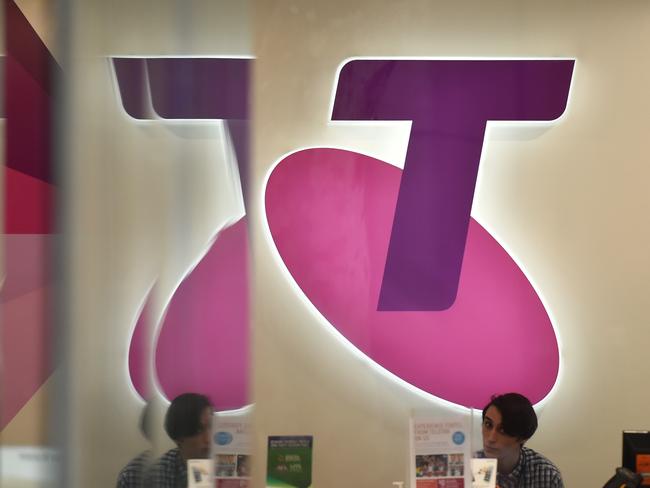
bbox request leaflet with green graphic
[266,435,313,488]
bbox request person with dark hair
[116,402,153,488]
[481,393,563,488]
[146,393,214,488]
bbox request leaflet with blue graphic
[212,414,252,487]
[410,415,471,488]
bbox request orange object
[637,454,650,486]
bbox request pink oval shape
[129,219,249,411]
[265,148,559,407]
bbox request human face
[482,405,524,463]
[178,406,213,460]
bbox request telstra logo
[264,59,574,408]
[116,57,574,409]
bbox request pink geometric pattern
[2,0,59,429]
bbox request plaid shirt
[117,450,150,488]
[478,446,563,488]
[145,448,187,488]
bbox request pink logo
[114,57,251,411]
[265,60,574,407]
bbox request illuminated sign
[113,57,251,411]
[264,59,574,408]
[113,57,574,409]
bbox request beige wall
[251,1,650,487]
[61,1,250,486]
[41,1,650,487]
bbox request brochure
[470,459,497,488]
[213,415,252,488]
[411,415,471,488]
[266,435,313,488]
[187,459,213,488]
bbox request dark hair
[482,393,538,440]
[164,393,213,442]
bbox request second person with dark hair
[481,392,563,488]
[146,393,214,488]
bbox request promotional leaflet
[266,436,313,488]
[470,459,497,488]
[213,415,252,488]
[411,415,471,488]
[188,459,214,488]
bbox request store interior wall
[3,1,649,487]
[251,1,650,487]
[59,1,251,487]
